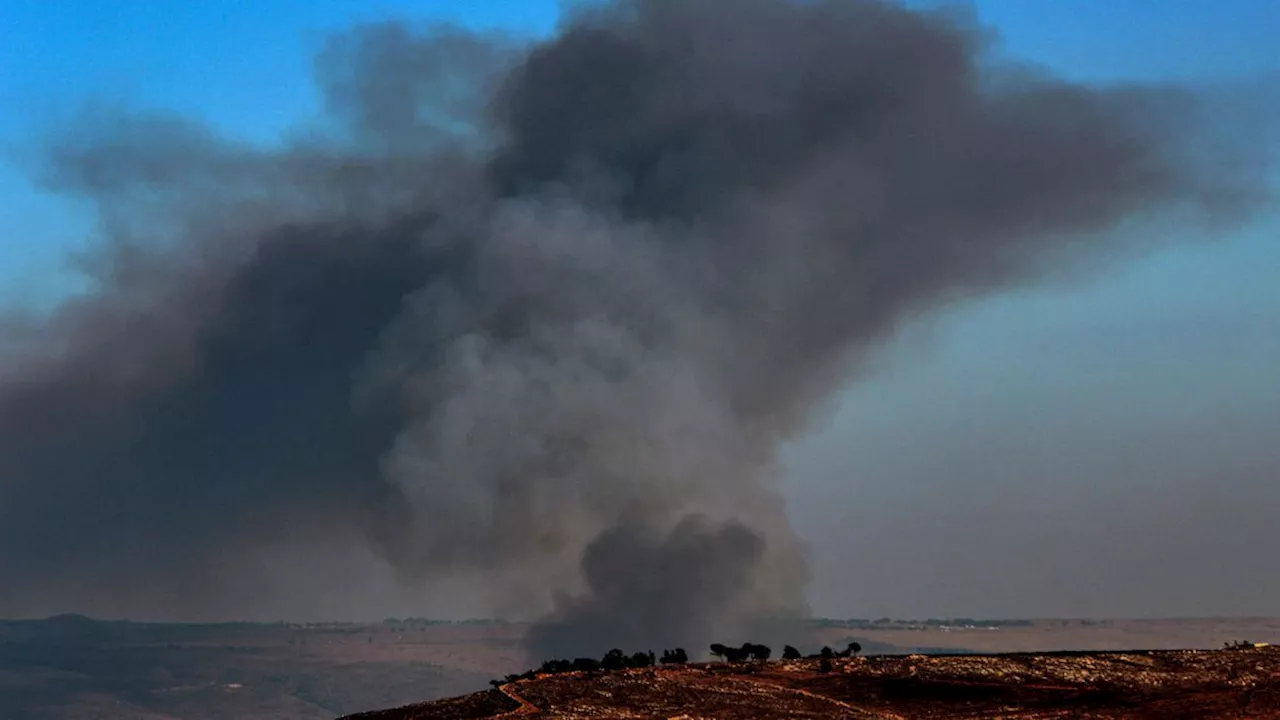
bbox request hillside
[341,646,1280,719]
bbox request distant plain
[3,614,1276,719]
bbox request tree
[723,646,749,662]
[782,645,801,659]
[835,641,862,658]
[602,648,627,670]
[572,657,600,672]
[661,648,689,664]
[711,642,768,662]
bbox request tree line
[491,641,863,687]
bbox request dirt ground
[343,646,1280,719]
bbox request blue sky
[1,0,1277,618]
[1,0,1276,306]
[0,0,562,307]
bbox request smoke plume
[0,0,1265,657]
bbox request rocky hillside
[340,646,1280,719]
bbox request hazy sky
[1,0,1277,620]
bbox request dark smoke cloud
[0,0,1266,655]
[524,516,766,659]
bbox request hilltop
[341,645,1280,719]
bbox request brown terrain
[3,615,1278,718]
[342,646,1280,719]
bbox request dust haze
[0,0,1268,658]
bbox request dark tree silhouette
[531,646,679,678]
[661,648,689,664]
[710,642,774,662]
[540,658,573,673]
[782,645,801,659]
[602,648,627,670]
[835,641,862,658]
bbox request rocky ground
[341,645,1280,719]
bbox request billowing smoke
[0,0,1265,657]
[524,516,767,659]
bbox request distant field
[0,615,524,719]
[2,615,1276,719]
[808,616,1280,655]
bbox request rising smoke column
[0,0,1265,654]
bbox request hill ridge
[340,646,1280,719]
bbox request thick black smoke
[0,1,1265,654]
[523,516,767,659]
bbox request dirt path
[746,680,904,719]
[492,681,541,718]
[729,672,906,720]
